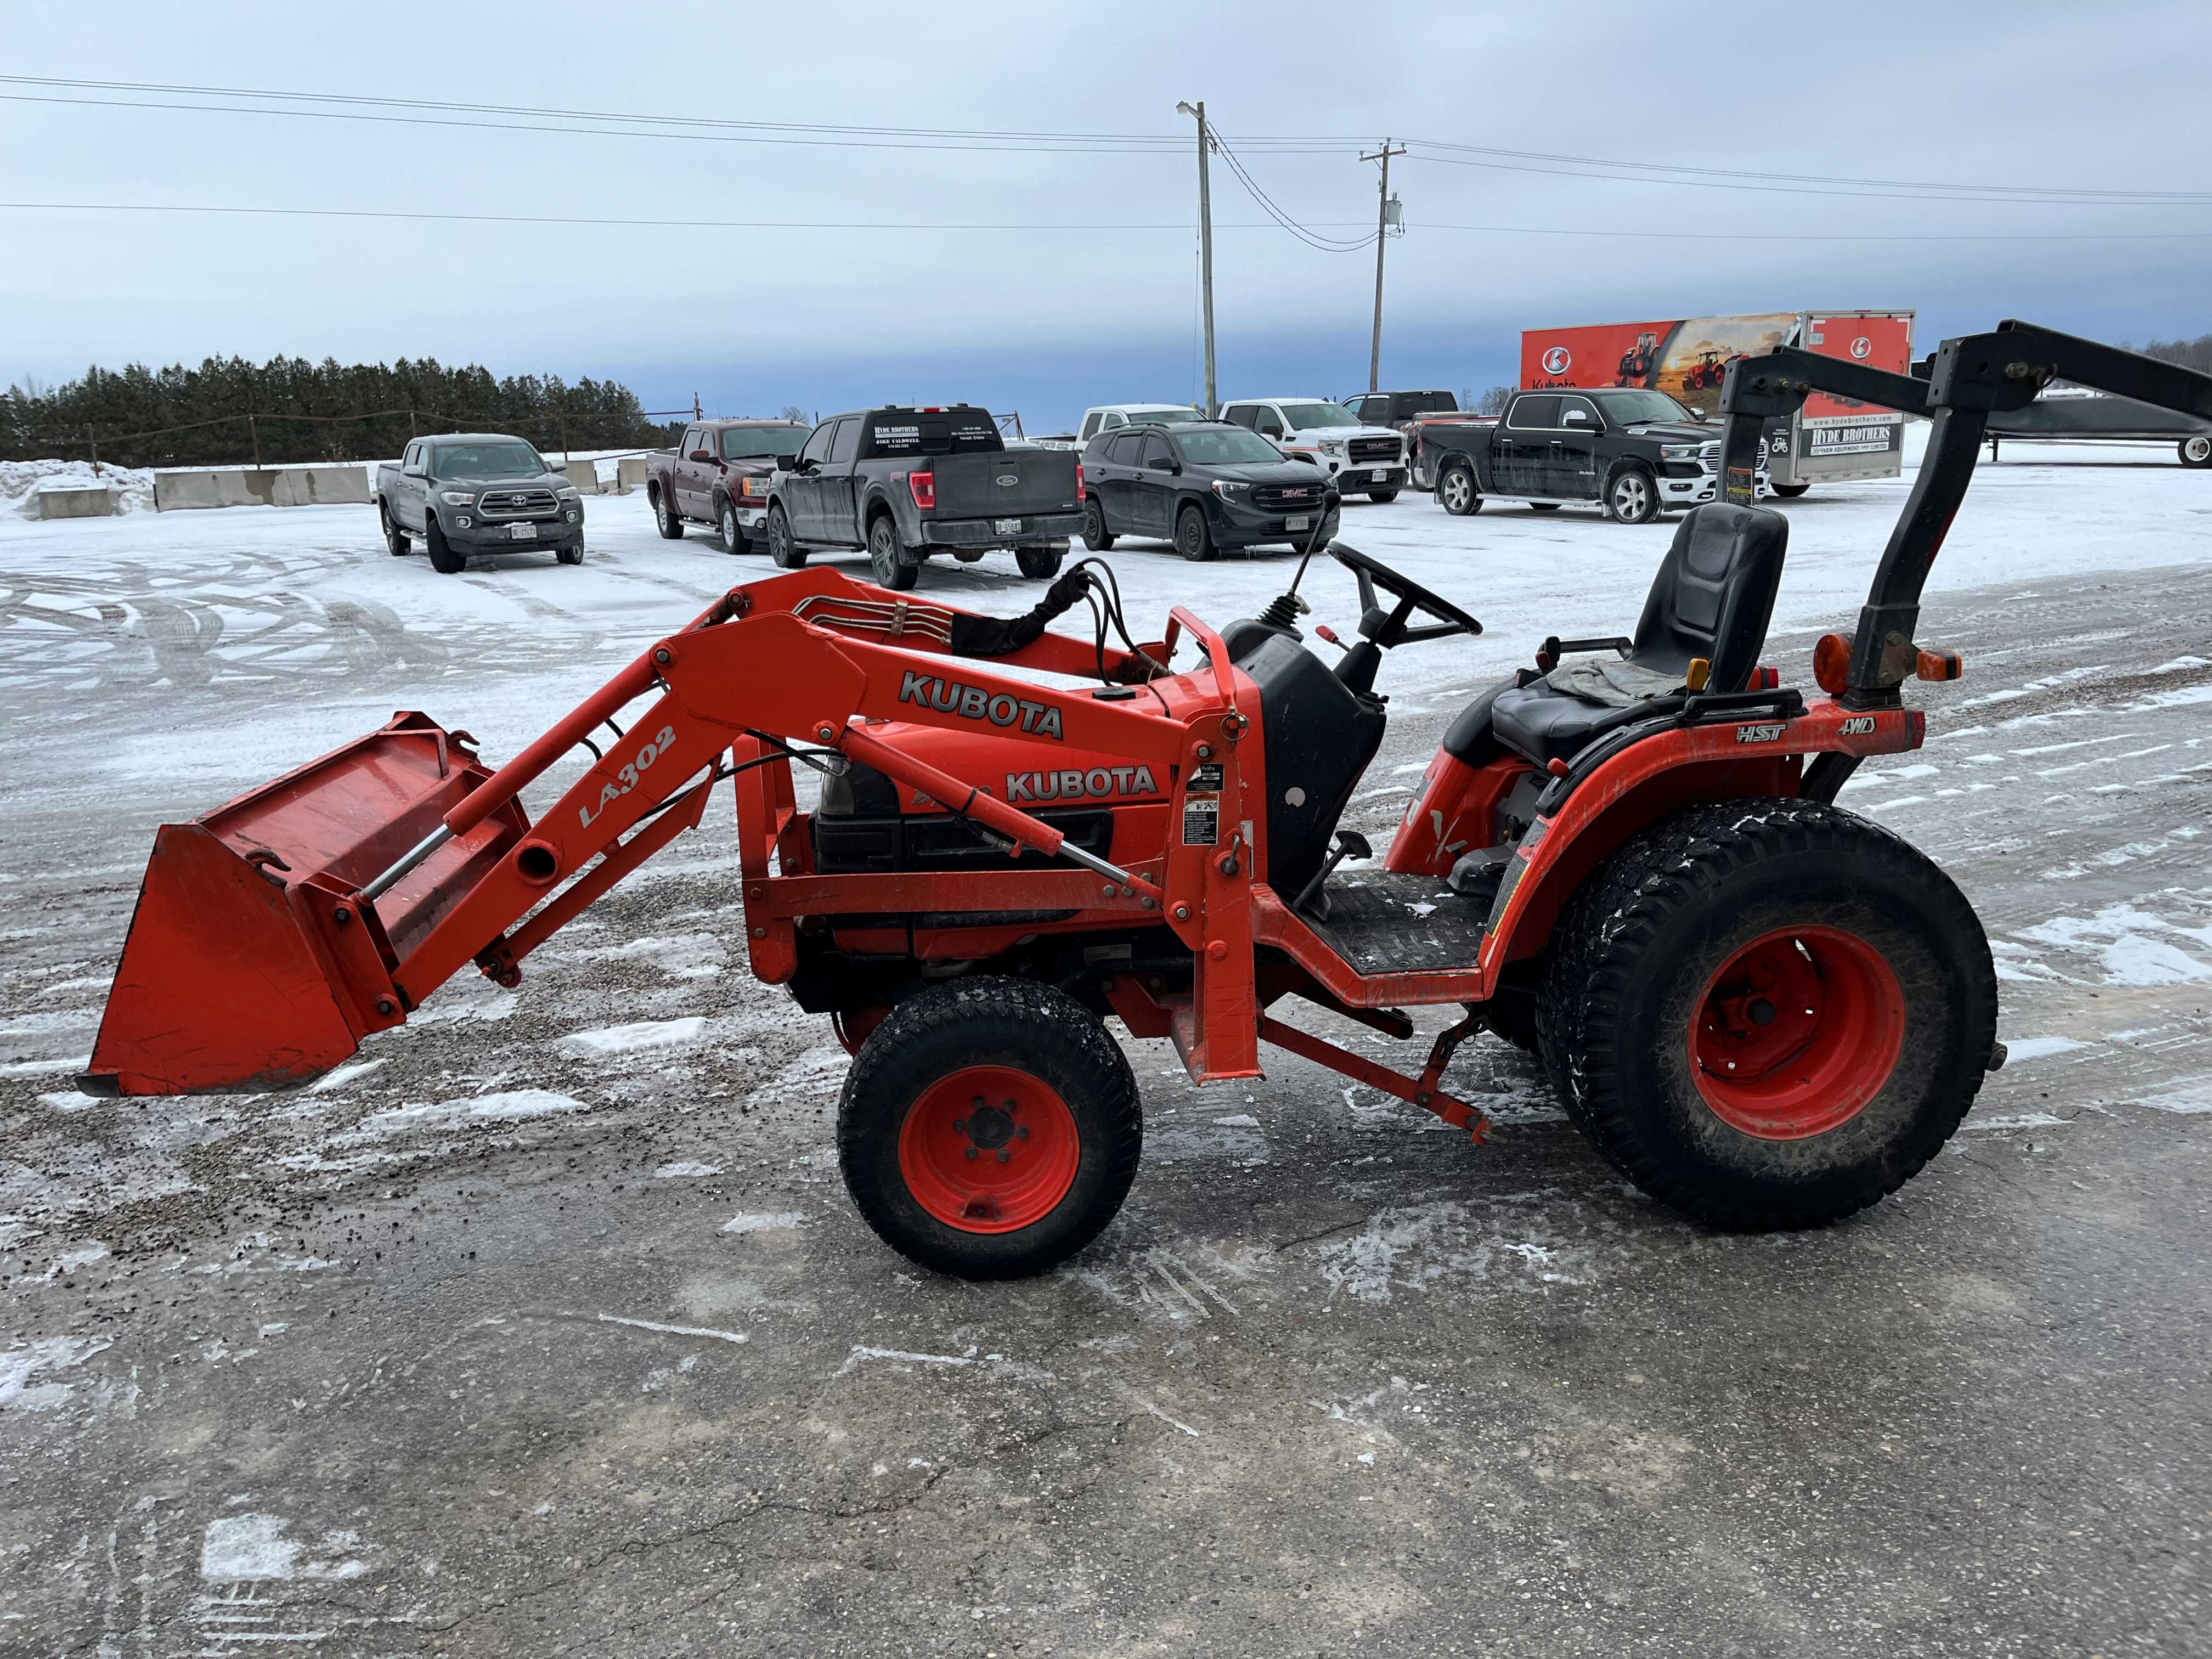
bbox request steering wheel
[1330,542,1483,647]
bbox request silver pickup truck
[375,433,586,574]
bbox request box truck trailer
[1519,311,1915,495]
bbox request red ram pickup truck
[643,417,814,554]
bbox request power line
[1207,127,1377,252]
[8,200,2210,244]
[3,72,2201,204]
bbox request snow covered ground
[2,442,2209,1655]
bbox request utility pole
[1176,100,1217,417]
[1362,139,1406,394]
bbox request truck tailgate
[928,450,1077,520]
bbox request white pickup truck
[1217,397,1409,501]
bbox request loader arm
[85,569,1240,1096]
[1718,323,2212,707]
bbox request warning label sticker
[1182,801,1220,846]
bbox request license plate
[1286,515,1310,531]
[507,522,538,541]
[993,517,1022,534]
[1366,469,1386,482]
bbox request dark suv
[1080,421,1340,561]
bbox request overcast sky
[6,1,2210,430]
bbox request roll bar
[1717,320,2212,707]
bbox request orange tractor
[81,323,2212,1279]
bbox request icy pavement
[1,447,2208,1655]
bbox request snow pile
[0,458,155,517]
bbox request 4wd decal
[898,670,1064,740]
[1839,714,1878,736]
[579,724,678,827]
[1006,765,1160,803]
[1735,722,1787,744]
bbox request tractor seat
[1488,503,1788,769]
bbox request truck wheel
[2181,435,2212,469]
[1015,545,1063,579]
[652,486,685,540]
[380,503,410,556]
[716,497,750,555]
[425,517,465,575]
[556,543,584,566]
[1081,499,1115,551]
[1367,488,1400,504]
[838,977,1142,1279]
[1437,462,1482,516]
[1604,465,1659,524]
[1175,504,1217,562]
[766,505,807,569]
[867,514,920,590]
[1771,482,1812,498]
[1537,798,1997,1231]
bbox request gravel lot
[3,453,2207,1656]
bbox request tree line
[0,356,685,469]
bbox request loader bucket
[83,712,530,1096]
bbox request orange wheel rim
[1690,925,1905,1141]
[897,1066,1080,1233]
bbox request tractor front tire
[425,517,465,575]
[766,504,807,569]
[653,487,685,540]
[838,977,1142,1279]
[1537,798,1996,1231]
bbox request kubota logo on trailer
[1006,765,1161,803]
[1850,336,1872,358]
[1542,346,1572,375]
[899,669,1065,739]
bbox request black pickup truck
[762,405,1081,589]
[1414,388,1724,524]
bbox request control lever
[1293,828,1373,916]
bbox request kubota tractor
[1681,349,1734,393]
[79,324,2212,1280]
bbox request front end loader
[82,323,2212,1279]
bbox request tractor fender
[1476,698,1922,973]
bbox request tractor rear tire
[1015,545,1063,579]
[381,504,410,556]
[1537,798,1996,1230]
[653,487,685,540]
[425,518,464,575]
[838,977,1142,1279]
[766,505,807,569]
[868,514,920,590]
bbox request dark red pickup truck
[643,417,813,553]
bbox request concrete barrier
[563,460,602,495]
[32,486,119,520]
[155,466,372,511]
[615,456,650,495]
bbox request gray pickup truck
[761,405,1081,590]
[375,433,585,574]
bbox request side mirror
[1149,457,1177,472]
[689,449,715,463]
[774,454,799,470]
[1690,407,1706,419]
[403,465,426,479]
